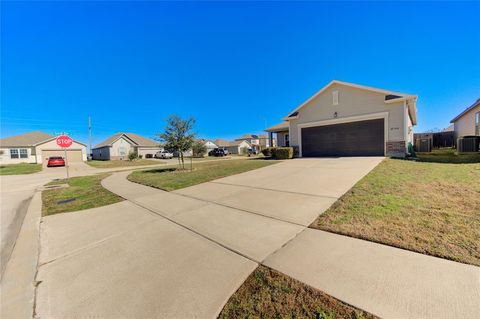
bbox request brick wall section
[386,141,406,157]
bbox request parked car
[208,148,228,157]
[47,156,65,167]
[155,150,173,159]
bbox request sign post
[56,135,73,179]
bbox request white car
[155,150,173,159]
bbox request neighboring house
[92,132,161,160]
[450,98,480,140]
[214,139,251,154]
[265,80,418,157]
[235,134,273,153]
[0,131,87,165]
[442,124,454,132]
[196,139,218,153]
[258,134,275,148]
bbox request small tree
[157,115,195,169]
[128,150,138,161]
[192,140,207,158]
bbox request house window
[476,112,479,136]
[118,146,127,156]
[285,134,290,147]
[10,149,19,159]
[19,149,28,158]
[332,90,339,105]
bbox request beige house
[265,80,417,157]
[0,131,87,165]
[450,98,480,140]
[92,132,161,160]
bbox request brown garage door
[42,149,83,166]
[301,119,384,157]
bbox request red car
[47,156,65,167]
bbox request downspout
[403,100,409,154]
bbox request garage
[301,118,385,157]
[42,149,84,166]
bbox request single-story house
[235,134,273,153]
[265,80,418,157]
[450,98,480,140]
[0,131,87,165]
[196,139,218,153]
[214,139,251,154]
[92,132,162,160]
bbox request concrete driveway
[34,157,384,318]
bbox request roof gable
[93,132,159,149]
[0,131,54,147]
[450,98,480,123]
[0,131,87,147]
[283,80,417,124]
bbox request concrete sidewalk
[35,201,256,319]
[103,171,304,262]
[1,192,42,319]
[264,229,480,319]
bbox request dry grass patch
[311,159,480,266]
[219,265,376,319]
[0,163,42,175]
[42,174,123,216]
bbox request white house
[214,139,251,154]
[0,131,87,165]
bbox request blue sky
[2,1,479,146]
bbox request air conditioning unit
[457,136,480,153]
[415,138,432,152]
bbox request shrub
[274,147,293,159]
[128,151,138,161]
[240,147,249,155]
[407,142,416,157]
[261,147,273,157]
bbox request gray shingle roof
[93,132,159,149]
[265,121,289,132]
[0,131,54,147]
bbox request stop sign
[56,135,73,148]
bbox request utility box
[415,138,432,152]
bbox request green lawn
[0,163,42,175]
[417,148,480,163]
[128,159,276,191]
[42,174,123,216]
[87,159,165,168]
[311,158,480,266]
[219,265,376,319]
